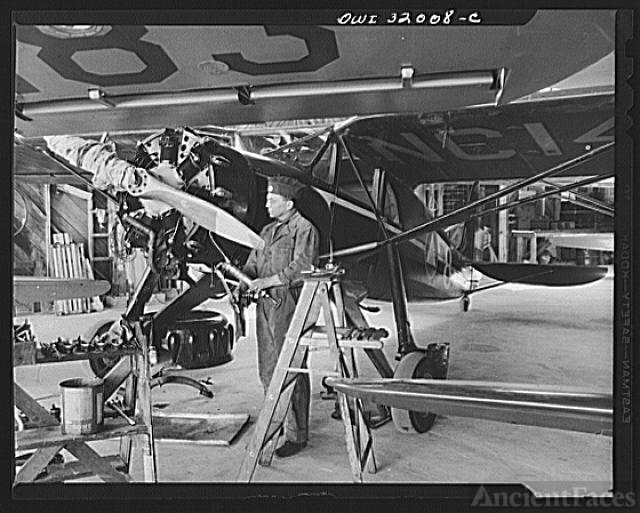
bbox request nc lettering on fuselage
[363,118,613,163]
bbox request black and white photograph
[8,7,635,507]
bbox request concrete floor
[13,272,613,494]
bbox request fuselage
[232,144,468,302]
[135,128,468,303]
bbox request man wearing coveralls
[243,176,319,458]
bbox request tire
[391,351,441,434]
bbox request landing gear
[391,343,450,434]
[460,294,471,312]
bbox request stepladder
[237,266,386,483]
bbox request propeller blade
[126,168,264,250]
[41,134,264,249]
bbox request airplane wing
[13,276,111,303]
[311,91,614,289]
[337,90,614,187]
[14,11,614,138]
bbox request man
[243,176,320,457]
[474,224,496,262]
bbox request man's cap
[267,176,305,200]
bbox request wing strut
[468,172,614,225]
[338,133,417,355]
[325,142,614,259]
[540,179,614,217]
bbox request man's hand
[249,275,281,292]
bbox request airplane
[18,87,614,429]
[12,14,616,433]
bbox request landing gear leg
[460,294,471,312]
[391,343,450,434]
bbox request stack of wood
[50,233,104,315]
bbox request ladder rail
[237,280,322,480]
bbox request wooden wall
[13,181,89,277]
[50,185,89,247]
[13,181,48,276]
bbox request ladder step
[304,327,388,341]
[286,367,311,374]
[299,338,383,350]
[285,368,345,376]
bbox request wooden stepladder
[237,266,380,483]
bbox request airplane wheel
[391,351,440,434]
[88,320,122,378]
[460,295,471,312]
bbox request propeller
[125,167,264,250]
[36,134,264,251]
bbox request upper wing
[14,11,614,137]
[339,91,614,187]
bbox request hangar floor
[13,271,613,494]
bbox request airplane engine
[117,127,257,275]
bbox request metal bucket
[59,377,104,435]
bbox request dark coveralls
[243,209,319,443]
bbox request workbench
[13,338,157,484]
